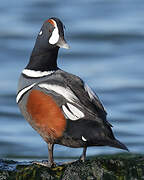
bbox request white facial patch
[39,30,42,35]
[49,20,59,45]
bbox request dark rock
[0,153,144,180]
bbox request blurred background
[0,0,144,162]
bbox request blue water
[0,0,144,162]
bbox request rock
[0,153,144,180]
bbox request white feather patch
[84,83,99,101]
[22,69,55,78]
[62,105,79,120]
[39,30,42,35]
[49,20,59,45]
[82,136,87,141]
[67,103,84,119]
[16,83,36,103]
[38,84,78,103]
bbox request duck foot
[33,143,56,167]
[33,160,56,168]
[79,155,85,162]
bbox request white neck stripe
[22,69,55,78]
[16,83,36,103]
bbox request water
[0,0,144,162]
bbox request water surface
[0,0,144,161]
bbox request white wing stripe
[16,83,36,103]
[84,83,99,101]
[62,105,78,120]
[38,84,78,103]
[67,103,84,119]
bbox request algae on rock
[0,153,144,180]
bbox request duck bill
[56,36,70,49]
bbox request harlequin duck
[16,17,128,167]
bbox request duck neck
[26,47,59,71]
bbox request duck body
[17,17,128,166]
[18,69,125,148]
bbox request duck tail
[109,139,129,151]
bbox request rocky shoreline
[0,153,144,180]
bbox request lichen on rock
[0,153,144,180]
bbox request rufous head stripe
[46,19,55,27]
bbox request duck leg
[33,143,55,167]
[79,146,87,162]
[48,143,54,166]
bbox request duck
[16,17,128,167]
